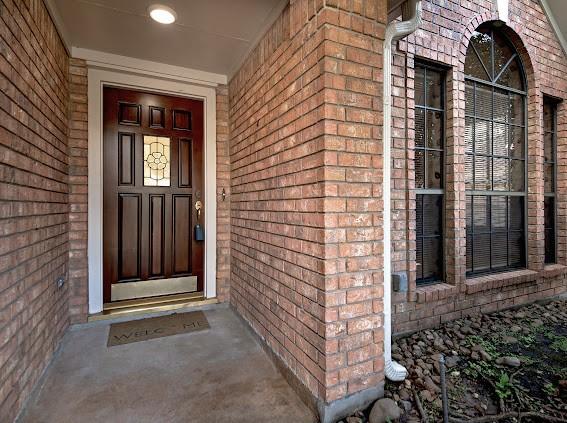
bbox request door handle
[194,200,204,241]
[195,200,202,222]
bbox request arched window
[464,25,526,276]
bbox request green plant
[495,372,512,400]
[518,333,536,347]
[516,355,535,366]
[550,336,567,353]
[543,383,556,396]
[466,335,499,358]
[464,361,497,380]
[536,326,553,338]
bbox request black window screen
[544,98,557,264]
[464,25,526,276]
[415,63,445,285]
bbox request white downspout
[383,0,422,382]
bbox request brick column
[526,86,545,271]
[555,101,567,265]
[68,58,89,323]
[215,86,231,301]
[444,69,467,287]
[229,0,388,418]
[318,0,388,407]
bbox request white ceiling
[47,0,567,79]
[49,0,286,77]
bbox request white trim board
[44,0,72,54]
[227,0,290,79]
[541,0,567,58]
[75,48,227,87]
[87,66,218,314]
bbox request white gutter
[383,0,422,382]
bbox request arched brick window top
[465,25,525,92]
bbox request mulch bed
[341,299,567,423]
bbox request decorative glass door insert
[143,135,171,186]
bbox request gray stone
[461,326,473,335]
[496,356,521,367]
[399,388,411,401]
[400,400,412,413]
[445,356,459,368]
[433,338,445,350]
[479,349,491,361]
[369,398,403,423]
[424,376,440,393]
[420,390,435,402]
[392,353,404,361]
[346,417,363,423]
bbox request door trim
[87,65,218,314]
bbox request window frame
[414,60,447,286]
[464,27,529,277]
[544,97,559,264]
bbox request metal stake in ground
[439,354,449,423]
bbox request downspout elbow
[382,0,422,383]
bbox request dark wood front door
[103,87,204,303]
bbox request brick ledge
[465,269,538,294]
[416,283,457,304]
[542,264,567,279]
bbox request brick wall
[229,0,387,405]
[391,0,567,334]
[0,0,71,420]
[216,85,231,301]
[68,58,88,322]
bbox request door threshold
[88,292,217,322]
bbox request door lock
[194,200,204,241]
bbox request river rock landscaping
[340,299,567,423]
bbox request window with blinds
[544,98,557,264]
[415,63,445,285]
[464,25,527,276]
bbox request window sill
[416,282,457,303]
[465,269,538,294]
[542,263,567,278]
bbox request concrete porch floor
[17,306,315,423]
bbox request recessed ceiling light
[148,4,177,24]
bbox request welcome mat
[107,311,209,347]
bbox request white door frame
[84,51,224,314]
